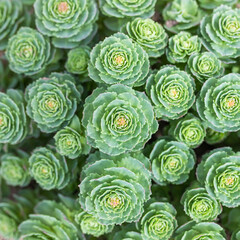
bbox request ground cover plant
[2,0,240,239]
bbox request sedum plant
[146,65,195,120]
[99,0,157,31]
[34,0,98,49]
[75,210,114,237]
[163,0,205,33]
[88,33,149,87]
[200,5,240,62]
[79,151,152,225]
[150,139,196,185]
[6,27,56,77]
[197,73,240,132]
[19,199,81,239]
[29,146,75,190]
[0,150,31,187]
[198,0,237,9]
[0,89,28,145]
[110,224,142,240]
[65,46,90,75]
[82,84,158,156]
[168,114,206,148]
[137,201,178,240]
[205,128,229,145]
[54,115,90,159]
[121,18,168,58]
[0,0,25,50]
[0,190,36,240]
[187,52,224,84]
[174,221,226,240]
[25,72,81,133]
[197,147,240,207]
[167,31,202,64]
[181,187,222,222]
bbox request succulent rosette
[121,18,168,58]
[197,147,240,207]
[29,146,75,190]
[0,191,36,240]
[54,115,90,159]
[137,201,178,240]
[174,221,226,240]
[150,139,196,185]
[34,0,98,48]
[146,65,195,120]
[75,210,114,237]
[88,33,150,87]
[0,89,28,145]
[6,27,56,76]
[200,5,240,62]
[163,0,205,33]
[19,199,80,240]
[205,128,229,145]
[99,0,157,31]
[25,72,81,133]
[0,150,31,187]
[198,0,237,9]
[196,73,240,132]
[79,151,152,225]
[111,224,142,240]
[168,114,206,148]
[0,0,25,50]
[82,84,158,156]
[187,52,224,83]
[181,188,222,222]
[167,32,202,64]
[65,46,90,75]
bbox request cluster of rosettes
[2,0,240,239]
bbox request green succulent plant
[197,73,240,132]
[205,128,229,145]
[34,0,98,48]
[0,150,31,187]
[137,201,178,240]
[111,224,142,240]
[79,151,152,225]
[0,190,37,240]
[146,65,195,120]
[25,72,81,133]
[197,147,240,207]
[121,18,168,58]
[167,31,202,64]
[0,0,25,50]
[0,89,28,145]
[19,198,81,239]
[198,0,237,9]
[181,187,222,222]
[163,0,205,33]
[54,115,90,159]
[200,5,240,62]
[150,139,196,185]
[174,221,226,240]
[99,0,157,31]
[6,27,56,77]
[65,46,90,75]
[82,84,158,156]
[88,33,149,87]
[168,114,206,148]
[75,210,114,237]
[187,52,224,83]
[29,146,76,190]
